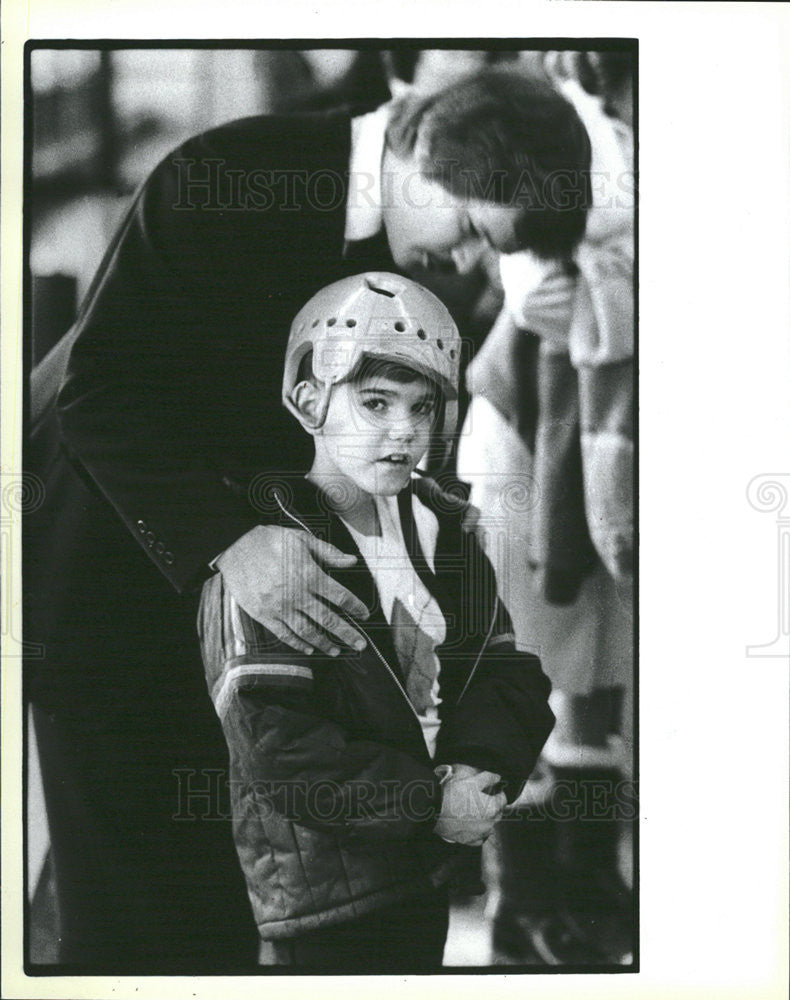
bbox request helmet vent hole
[311,319,320,328]
[327,317,336,326]
[394,321,406,332]
[449,348,456,359]
[417,328,426,340]
[346,318,356,327]
[364,279,396,297]
[437,339,444,350]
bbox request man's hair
[386,69,592,260]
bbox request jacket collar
[267,475,425,619]
[264,472,492,665]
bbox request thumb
[304,534,357,567]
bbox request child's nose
[387,415,418,441]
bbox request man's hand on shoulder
[215,525,369,657]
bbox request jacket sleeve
[435,575,555,803]
[198,575,443,843]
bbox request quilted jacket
[198,474,554,939]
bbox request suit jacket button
[164,551,175,565]
[155,541,165,555]
[137,520,146,533]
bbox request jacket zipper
[273,491,423,726]
[273,490,495,717]
[455,599,498,706]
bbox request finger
[301,600,367,651]
[469,770,502,788]
[483,798,508,825]
[449,763,483,780]
[284,611,342,658]
[478,792,507,821]
[320,578,370,621]
[305,535,358,567]
[483,778,507,796]
[267,619,315,657]
[462,502,481,534]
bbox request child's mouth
[378,454,410,466]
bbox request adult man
[26,68,591,970]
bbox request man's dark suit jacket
[25,108,396,969]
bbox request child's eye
[362,397,388,413]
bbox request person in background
[27,67,591,969]
[255,48,393,114]
[457,49,635,965]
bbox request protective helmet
[282,272,461,446]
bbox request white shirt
[340,492,445,758]
[344,104,390,244]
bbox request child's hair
[385,68,592,260]
[298,350,441,394]
[351,354,438,388]
[296,351,444,425]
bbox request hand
[215,525,369,657]
[434,768,507,847]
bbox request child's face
[312,370,440,497]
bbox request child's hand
[215,525,370,657]
[434,768,507,846]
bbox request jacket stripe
[213,663,314,719]
[487,632,517,648]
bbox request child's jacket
[198,474,554,940]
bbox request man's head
[283,273,460,494]
[380,69,592,274]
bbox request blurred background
[27,45,635,969]
[28,46,548,361]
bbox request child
[198,272,554,971]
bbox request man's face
[381,147,525,275]
[311,370,440,498]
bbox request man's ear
[289,379,324,433]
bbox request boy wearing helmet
[198,273,555,970]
